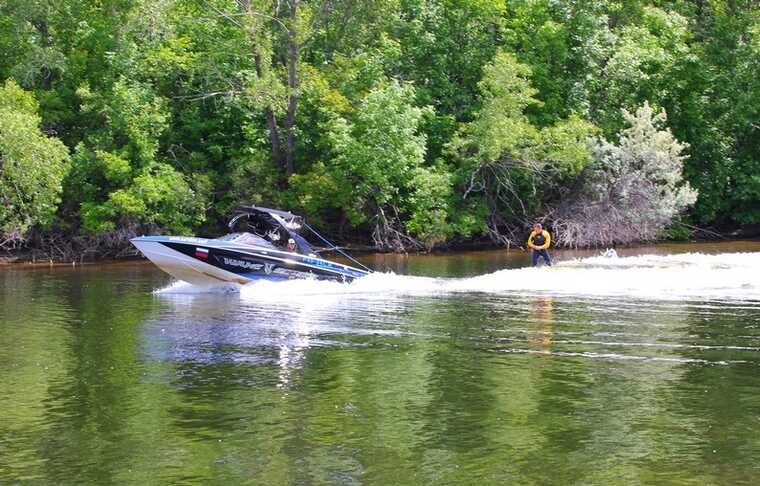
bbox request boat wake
[156,251,760,302]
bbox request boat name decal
[302,257,335,269]
[170,236,209,244]
[221,257,263,270]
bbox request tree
[451,51,596,246]
[553,102,697,247]
[502,0,606,125]
[1,0,757,255]
[0,0,68,91]
[294,80,439,250]
[0,80,70,248]
[589,6,691,133]
[669,0,760,228]
[209,0,388,179]
[393,0,504,163]
[66,78,205,234]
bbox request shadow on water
[2,243,760,484]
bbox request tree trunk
[31,19,52,90]
[253,52,284,169]
[238,0,298,180]
[283,0,299,177]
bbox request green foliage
[81,164,204,234]
[661,221,693,242]
[77,78,170,165]
[0,79,38,114]
[540,115,599,179]
[67,76,204,234]
[592,7,691,132]
[404,167,454,248]
[0,0,68,89]
[503,0,576,124]
[395,0,504,120]
[289,162,341,225]
[672,1,760,227]
[451,51,596,241]
[327,81,433,224]
[1,0,758,252]
[456,51,541,164]
[0,80,70,242]
[305,80,456,248]
[221,144,283,216]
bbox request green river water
[2,241,760,485]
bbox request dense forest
[0,0,758,256]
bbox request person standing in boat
[527,223,552,267]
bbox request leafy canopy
[0,80,70,245]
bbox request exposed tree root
[371,206,424,253]
[4,227,143,263]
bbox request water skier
[527,223,552,267]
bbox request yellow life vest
[528,230,551,250]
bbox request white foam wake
[455,252,760,300]
[157,251,760,302]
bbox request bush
[554,102,697,247]
[0,80,70,248]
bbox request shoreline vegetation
[2,232,758,266]
[1,1,758,258]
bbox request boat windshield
[217,232,276,249]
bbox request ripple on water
[3,250,760,484]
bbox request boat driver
[286,238,297,253]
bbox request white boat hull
[131,234,368,286]
[132,240,254,286]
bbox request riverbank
[4,219,759,266]
[3,238,759,276]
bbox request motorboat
[131,205,371,286]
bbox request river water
[2,242,760,484]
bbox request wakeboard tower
[131,205,371,286]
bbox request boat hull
[131,236,368,287]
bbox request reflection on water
[2,245,760,484]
